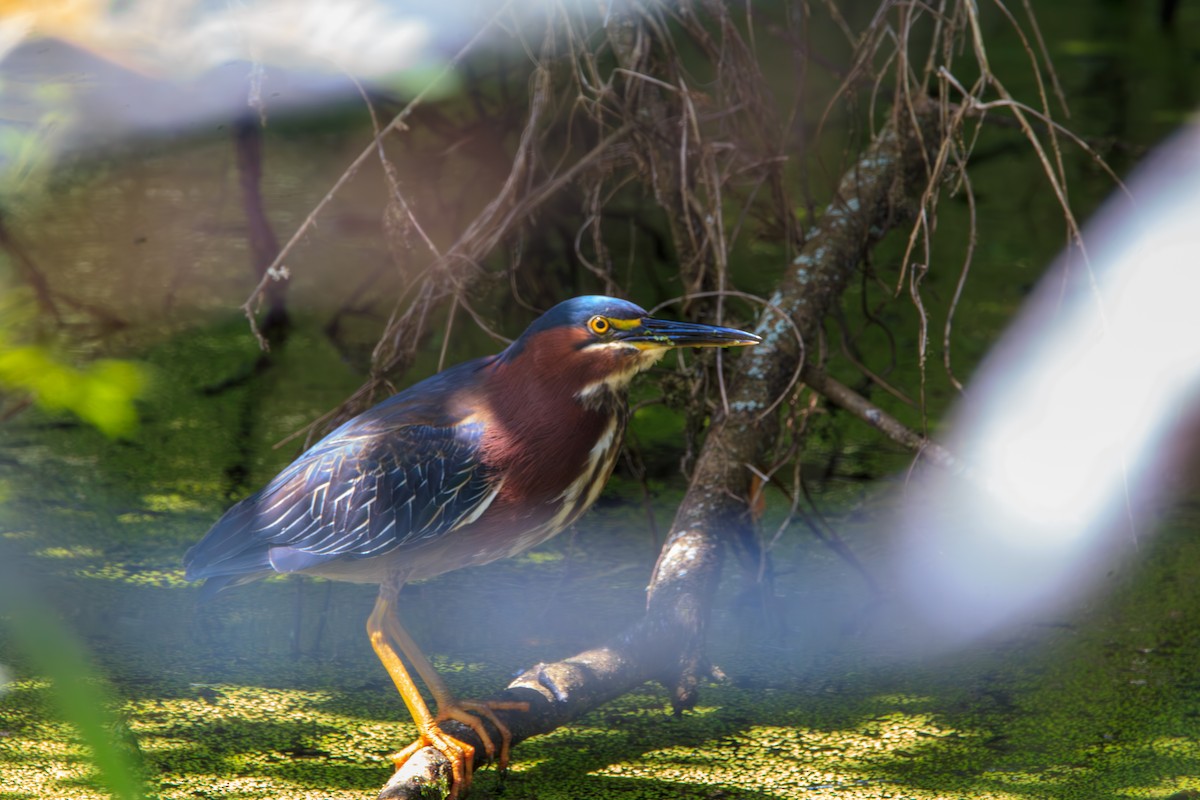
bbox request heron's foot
[390,699,530,798]
[438,698,530,771]
[391,725,475,800]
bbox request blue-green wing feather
[184,359,496,589]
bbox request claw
[391,725,476,799]
[440,698,530,770]
[389,698,528,798]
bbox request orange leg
[368,593,475,797]
[379,604,528,770]
[367,592,529,799]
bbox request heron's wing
[183,414,495,581]
[269,419,493,554]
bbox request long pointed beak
[615,316,762,349]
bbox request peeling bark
[376,98,944,800]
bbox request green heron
[184,295,760,797]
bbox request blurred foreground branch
[378,96,944,800]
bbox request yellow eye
[588,316,610,335]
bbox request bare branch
[801,366,964,475]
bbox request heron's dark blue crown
[500,296,646,362]
[519,296,646,339]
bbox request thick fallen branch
[377,98,944,800]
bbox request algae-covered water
[4,393,1200,799]
[3,2,1200,799]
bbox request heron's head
[504,295,761,401]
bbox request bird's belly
[298,557,399,584]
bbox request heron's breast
[442,397,625,566]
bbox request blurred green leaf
[0,547,145,800]
[0,343,149,438]
[78,360,149,437]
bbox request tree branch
[801,365,965,475]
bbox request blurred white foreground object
[0,0,555,159]
[894,122,1200,639]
